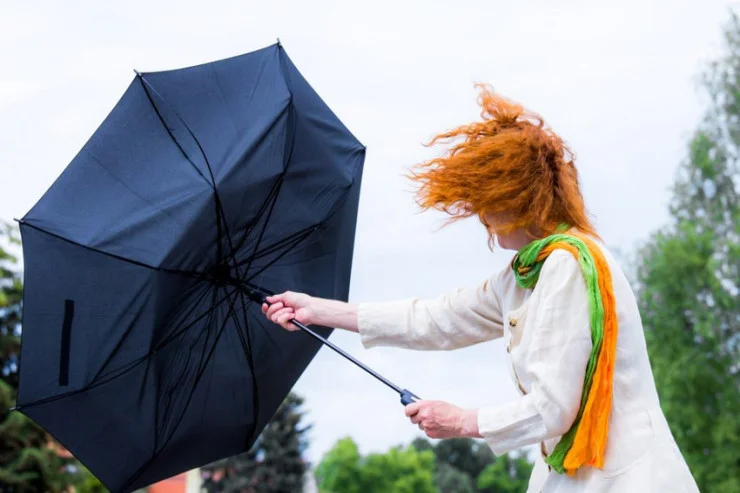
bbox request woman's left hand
[405,400,481,439]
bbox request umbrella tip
[133,69,142,77]
[4,406,19,415]
[276,37,282,47]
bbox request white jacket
[356,243,699,492]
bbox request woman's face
[482,212,534,251]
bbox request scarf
[511,230,617,475]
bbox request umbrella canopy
[16,43,365,492]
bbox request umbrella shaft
[234,282,409,398]
[290,319,405,395]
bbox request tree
[313,438,363,493]
[434,462,474,493]
[633,11,740,493]
[202,392,311,493]
[432,438,492,482]
[411,437,531,493]
[0,223,103,493]
[476,455,531,493]
[315,438,437,493]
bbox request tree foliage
[315,437,437,493]
[633,11,740,493]
[476,454,531,493]
[316,436,532,493]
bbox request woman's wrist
[310,297,359,332]
[459,408,482,438]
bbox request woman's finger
[405,402,422,417]
[270,307,294,324]
[265,294,282,305]
[277,311,296,326]
[265,302,284,318]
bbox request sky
[0,0,736,467]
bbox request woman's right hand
[261,291,316,331]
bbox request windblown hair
[408,84,598,242]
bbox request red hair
[408,85,597,241]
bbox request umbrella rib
[19,220,209,280]
[155,289,217,454]
[151,286,238,351]
[246,229,318,283]
[15,285,239,411]
[247,226,316,262]
[230,101,295,282]
[137,74,238,267]
[136,75,211,187]
[17,352,149,411]
[232,287,282,353]
[236,102,296,278]
[232,223,316,269]
[229,174,281,283]
[158,284,219,453]
[228,290,263,449]
[120,286,245,493]
[227,177,283,267]
[88,279,210,387]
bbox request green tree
[411,437,531,493]
[476,454,531,493]
[432,438,492,482]
[434,462,474,493]
[633,11,740,493]
[313,438,363,493]
[315,437,436,493]
[202,392,311,493]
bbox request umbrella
[14,42,417,492]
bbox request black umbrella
[13,42,417,492]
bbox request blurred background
[1,1,738,492]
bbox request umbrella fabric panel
[22,296,259,492]
[141,46,293,188]
[18,224,259,491]
[17,224,167,404]
[23,79,214,269]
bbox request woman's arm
[356,278,504,350]
[262,272,505,351]
[262,293,360,332]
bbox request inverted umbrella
[14,42,417,492]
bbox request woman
[261,87,699,492]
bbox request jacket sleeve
[477,250,593,456]
[356,273,505,351]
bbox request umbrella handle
[400,389,419,406]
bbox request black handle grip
[400,389,419,406]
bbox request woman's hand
[261,291,316,330]
[405,400,481,439]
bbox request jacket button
[509,318,517,327]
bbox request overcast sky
[1,0,736,467]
